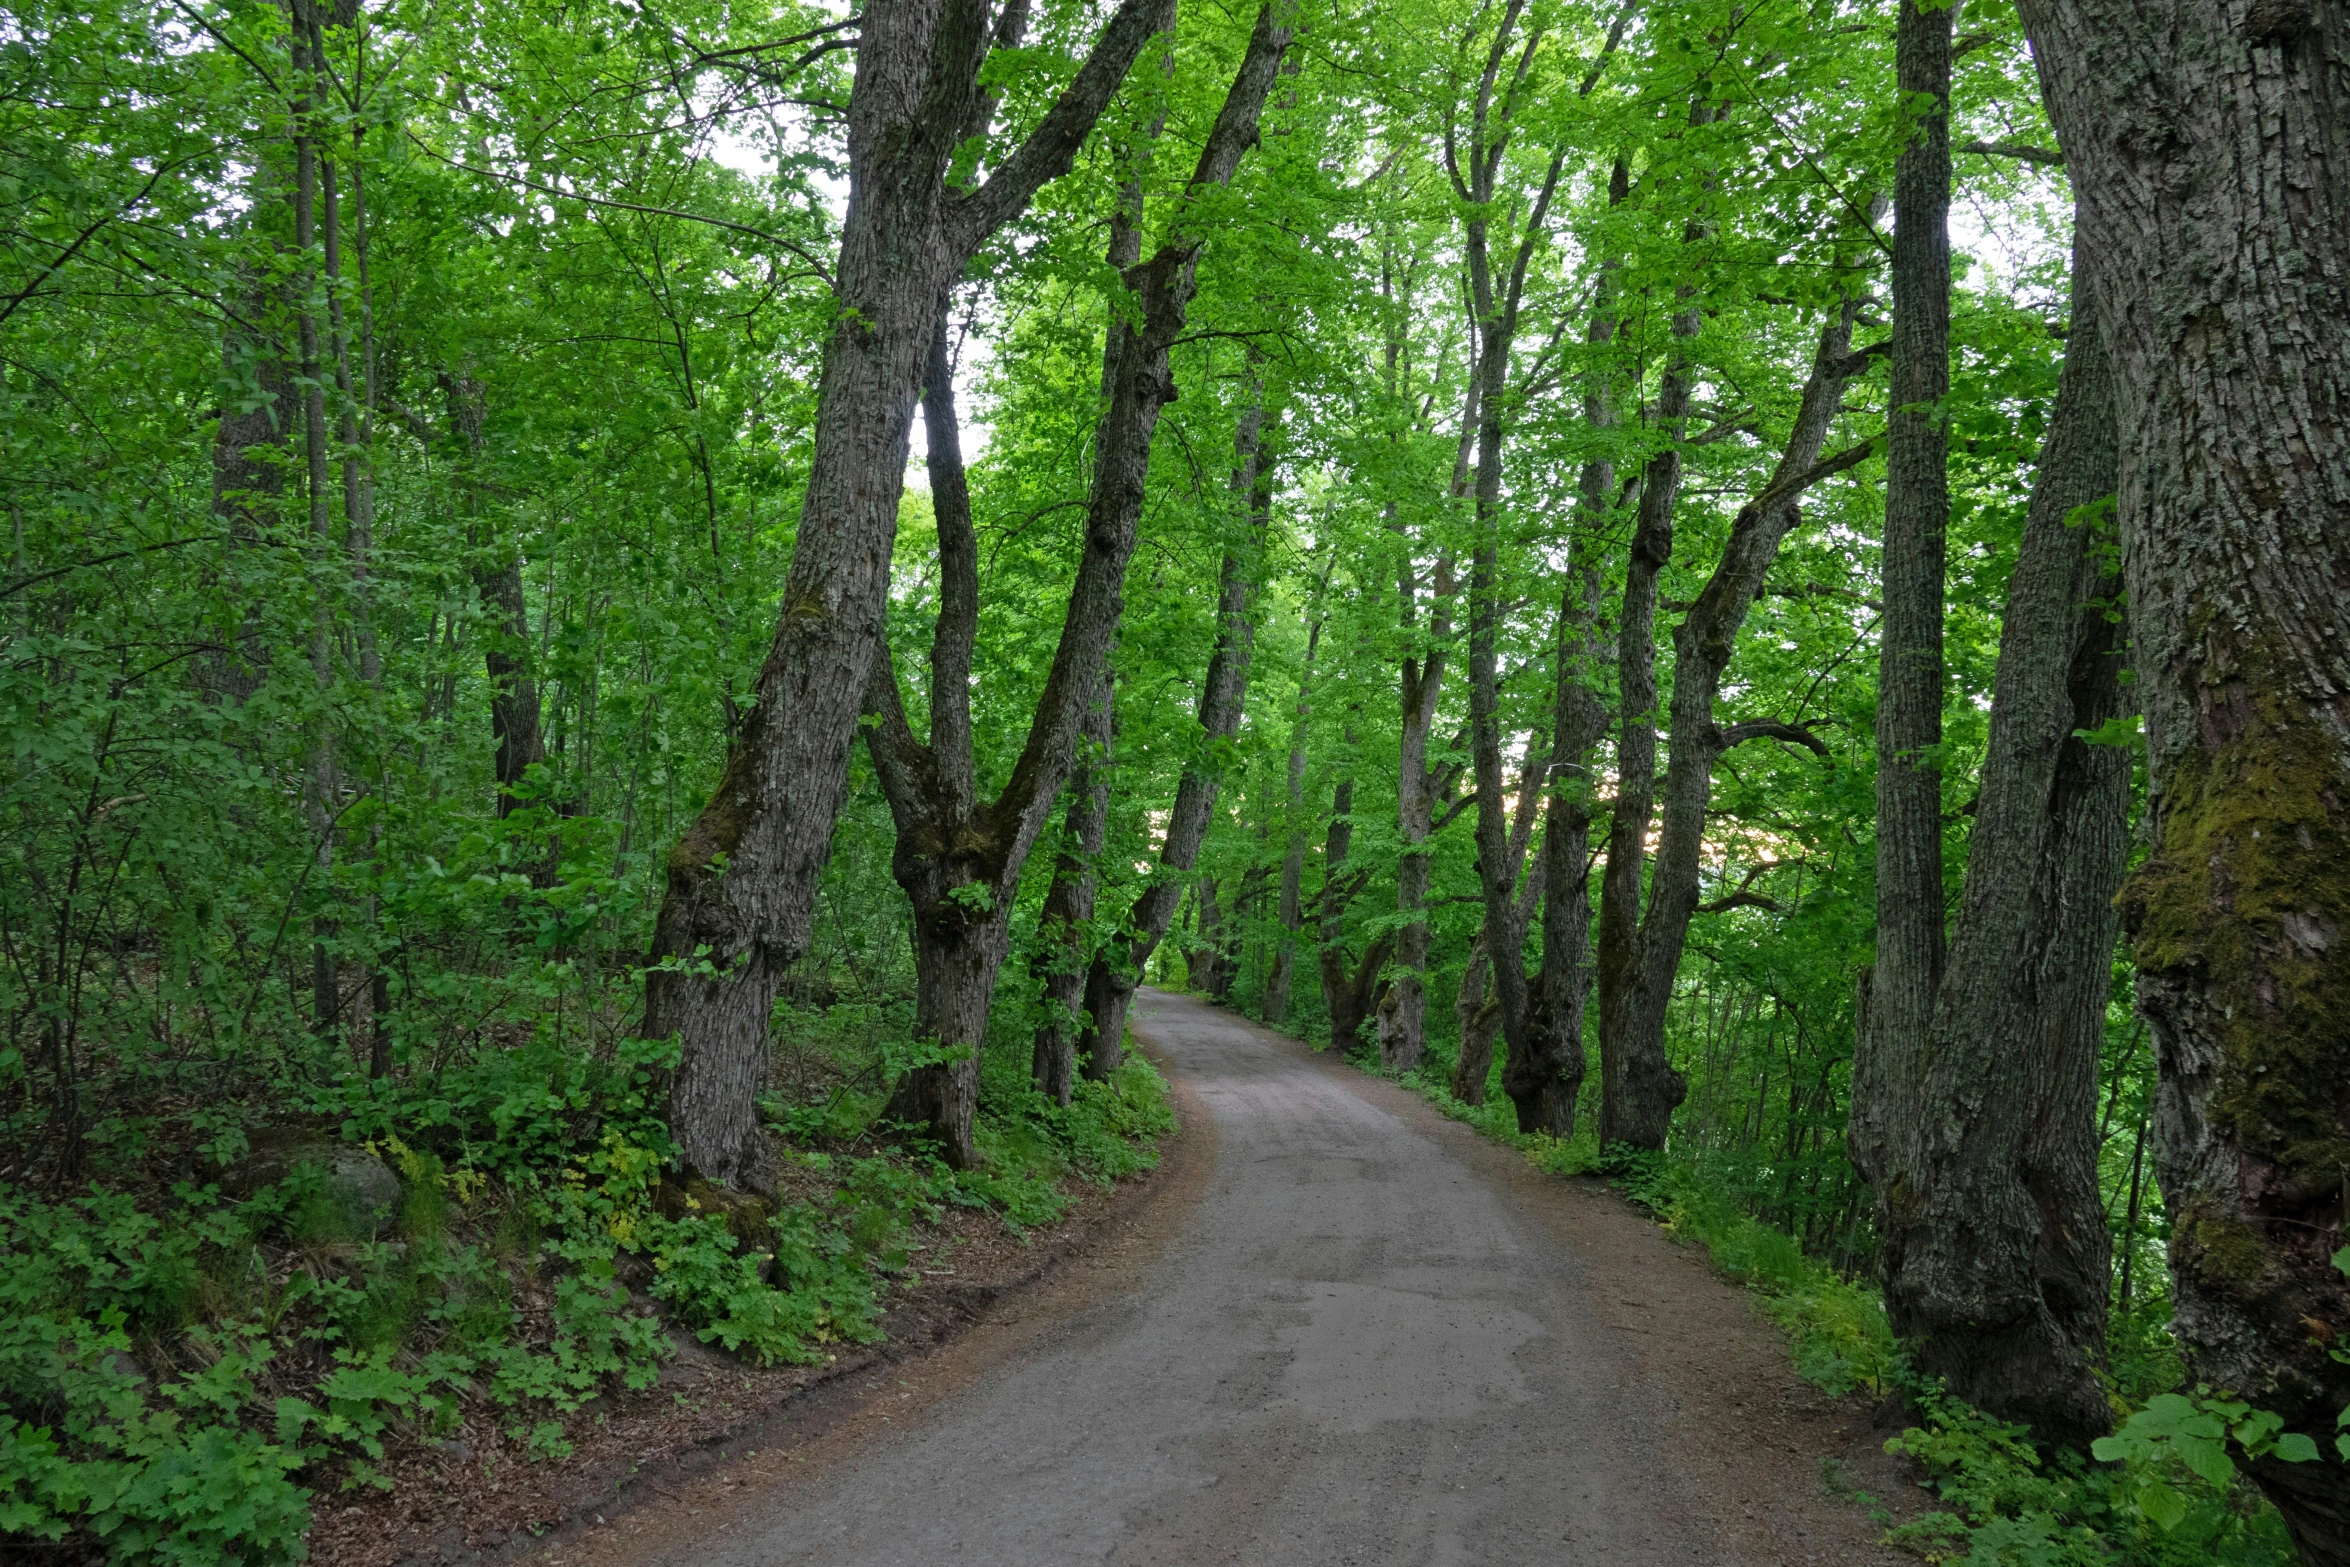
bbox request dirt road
[537,989,1910,1566]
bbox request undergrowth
[1,1028,1172,1564]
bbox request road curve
[571,988,1901,1566]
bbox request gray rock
[225,1128,403,1238]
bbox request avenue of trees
[3,0,2345,1559]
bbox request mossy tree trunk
[2020,1,2350,1549]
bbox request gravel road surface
[540,988,1909,1567]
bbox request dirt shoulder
[336,1043,1208,1567]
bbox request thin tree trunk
[291,8,339,1038]
[1378,398,1471,1073]
[1030,673,1112,1104]
[1073,183,1295,1076]
[2019,3,2350,1545]
[1849,0,1953,1192]
[441,372,549,825]
[1880,241,2124,1450]
[202,269,289,706]
[1313,744,1391,1050]
[1262,607,1324,1025]
[647,0,1176,1186]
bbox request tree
[1877,238,2124,1450]
[2020,0,2350,1550]
[647,0,1179,1185]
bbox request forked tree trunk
[1595,304,1694,1150]
[871,9,1294,1163]
[646,0,1176,1184]
[1605,286,1870,1147]
[2019,2,2350,1546]
[1878,241,2124,1451]
[1849,0,1952,1193]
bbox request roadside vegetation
[7,0,2347,1561]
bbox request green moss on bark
[2121,691,2350,1176]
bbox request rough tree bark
[1450,763,1546,1106]
[1849,0,1952,1193]
[2016,1,2350,1547]
[1595,228,1700,1150]
[1879,240,2125,1451]
[646,0,1177,1185]
[1504,153,1631,1138]
[867,8,1294,1165]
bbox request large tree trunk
[1849,0,1953,1193]
[868,10,1294,1163]
[2018,2,2350,1548]
[1878,240,2124,1451]
[646,0,1176,1185]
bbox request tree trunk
[1596,310,1694,1151]
[441,372,549,823]
[647,0,1177,1184]
[1071,104,1298,1070]
[1608,290,1870,1155]
[1508,156,1628,1139]
[1451,925,1501,1105]
[1313,753,1391,1050]
[1263,610,1323,1025]
[1850,0,1953,1192]
[1378,402,1471,1074]
[868,9,1294,1160]
[2018,2,2350,1545]
[290,11,340,1039]
[1030,674,1112,1104]
[1879,239,2124,1451]
[201,270,289,706]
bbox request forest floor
[495,988,1923,1567]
